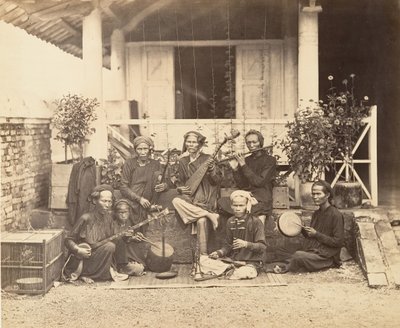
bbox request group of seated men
[63,130,344,283]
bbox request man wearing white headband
[209,190,266,280]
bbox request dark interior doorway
[174,46,235,119]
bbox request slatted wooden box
[273,186,290,209]
[1,230,65,294]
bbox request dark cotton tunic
[175,153,222,212]
[302,205,344,265]
[64,211,116,281]
[113,216,147,267]
[232,151,276,216]
[120,157,162,231]
[219,214,266,264]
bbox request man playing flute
[219,129,276,226]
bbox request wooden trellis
[330,106,378,206]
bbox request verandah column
[295,1,322,205]
[110,29,126,100]
[110,28,130,140]
[298,1,322,105]
[83,8,107,160]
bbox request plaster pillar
[82,8,107,160]
[283,0,298,117]
[110,29,126,100]
[298,2,322,106]
[110,29,130,140]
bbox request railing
[107,118,289,163]
[107,106,378,206]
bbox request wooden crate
[1,230,65,294]
[49,164,73,209]
[273,186,290,209]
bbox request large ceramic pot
[333,181,362,209]
[299,180,318,210]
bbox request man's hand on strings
[177,185,191,195]
[232,238,248,250]
[131,232,145,242]
[206,158,216,172]
[139,197,151,208]
[154,182,167,193]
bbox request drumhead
[277,212,302,237]
[150,242,174,257]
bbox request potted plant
[99,147,123,196]
[53,94,98,163]
[323,74,370,208]
[279,100,336,209]
[49,94,99,209]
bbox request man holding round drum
[287,180,344,272]
[274,180,344,273]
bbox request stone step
[355,221,388,287]
[375,220,400,288]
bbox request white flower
[364,96,369,101]
[328,75,334,81]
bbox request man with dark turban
[63,185,128,282]
[172,131,222,256]
[219,129,276,226]
[120,135,167,234]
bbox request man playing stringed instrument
[172,131,222,254]
[64,185,128,283]
[209,190,266,279]
[113,199,148,276]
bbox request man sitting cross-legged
[288,180,344,272]
[113,199,148,276]
[274,180,344,273]
[208,190,266,280]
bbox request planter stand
[333,181,362,209]
[299,181,318,211]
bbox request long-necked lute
[75,208,169,258]
[185,129,240,196]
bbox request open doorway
[174,47,235,119]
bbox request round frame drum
[277,212,302,237]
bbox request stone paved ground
[2,261,400,328]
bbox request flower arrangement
[323,74,370,181]
[279,74,370,184]
[279,100,336,183]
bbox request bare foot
[208,213,219,230]
[80,276,94,284]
